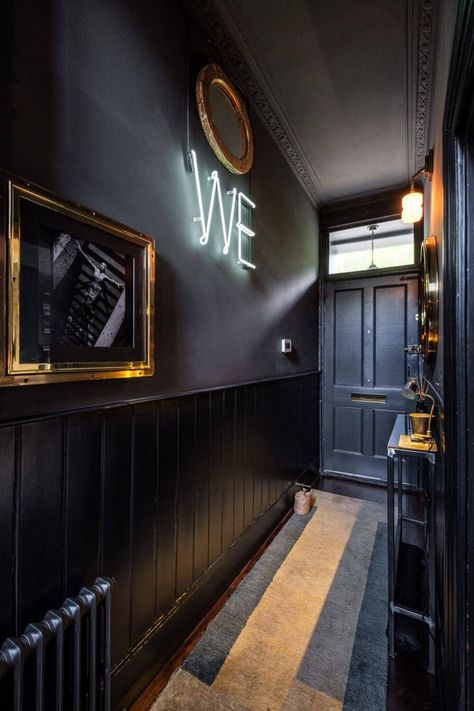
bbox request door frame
[319,192,421,486]
[321,270,419,485]
[442,1,474,707]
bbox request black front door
[323,272,418,482]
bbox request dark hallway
[0,0,473,709]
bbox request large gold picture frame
[1,177,155,385]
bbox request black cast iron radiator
[0,577,112,711]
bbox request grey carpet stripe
[183,508,316,685]
[295,512,385,701]
[342,521,388,711]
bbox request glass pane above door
[328,219,414,275]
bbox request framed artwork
[0,177,155,385]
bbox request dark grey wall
[0,0,320,707]
[0,0,319,420]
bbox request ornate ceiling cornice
[182,0,325,206]
[414,0,435,170]
[183,0,436,204]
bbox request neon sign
[190,149,256,270]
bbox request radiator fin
[0,577,112,711]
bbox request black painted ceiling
[211,0,435,205]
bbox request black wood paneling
[194,393,210,581]
[65,414,102,598]
[209,390,224,566]
[221,389,236,551]
[176,394,195,597]
[0,372,319,708]
[0,427,15,640]
[155,399,179,618]
[102,409,133,665]
[19,420,64,631]
[131,403,158,644]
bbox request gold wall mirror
[196,63,254,175]
[419,235,439,374]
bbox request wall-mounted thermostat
[281,339,292,353]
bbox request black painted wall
[0,373,320,707]
[0,0,319,420]
[0,0,320,707]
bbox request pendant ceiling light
[367,224,378,270]
[401,149,434,224]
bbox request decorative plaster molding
[182,0,326,206]
[415,0,435,170]
[183,0,435,202]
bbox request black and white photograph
[52,233,130,349]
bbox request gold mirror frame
[419,235,439,373]
[196,63,254,175]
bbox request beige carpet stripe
[212,492,382,710]
[150,668,252,710]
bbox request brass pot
[409,412,433,436]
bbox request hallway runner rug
[150,491,388,710]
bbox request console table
[387,414,437,673]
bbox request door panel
[334,289,363,385]
[323,273,418,482]
[334,405,363,454]
[374,285,407,387]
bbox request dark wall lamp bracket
[411,149,434,187]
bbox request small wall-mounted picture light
[401,149,434,224]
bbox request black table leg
[387,448,395,658]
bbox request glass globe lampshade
[402,190,423,224]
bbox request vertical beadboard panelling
[65,413,102,598]
[193,393,210,581]
[233,387,245,540]
[257,383,270,514]
[101,408,133,664]
[0,427,15,641]
[209,390,225,565]
[18,419,64,630]
[131,403,159,644]
[175,395,195,597]
[269,381,281,500]
[250,386,260,521]
[155,399,179,617]
[243,386,254,529]
[0,372,320,703]
[221,389,235,551]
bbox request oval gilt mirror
[419,235,439,375]
[196,63,253,175]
